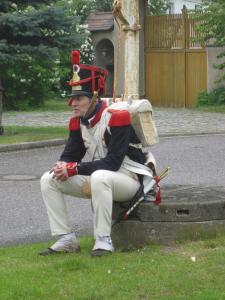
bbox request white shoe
[91,236,114,256]
[40,233,80,255]
[50,234,80,253]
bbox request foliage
[194,0,225,83]
[197,87,225,106]
[3,60,55,110]
[0,1,82,64]
[0,236,225,299]
[0,0,113,113]
[56,0,112,25]
[57,0,113,61]
[147,0,170,15]
[0,0,84,110]
[94,0,113,12]
[54,0,113,97]
[57,0,92,24]
[54,0,94,98]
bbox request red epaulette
[69,117,80,131]
[108,109,131,127]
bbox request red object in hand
[66,162,78,177]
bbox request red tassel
[71,50,80,65]
[154,184,161,205]
[98,75,105,94]
[123,213,129,220]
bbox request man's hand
[50,161,78,181]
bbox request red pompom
[71,50,80,65]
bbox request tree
[0,0,84,133]
[94,0,112,12]
[58,0,113,23]
[195,0,225,83]
[55,0,113,93]
[147,0,170,15]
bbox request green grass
[0,236,225,300]
[0,126,67,144]
[193,104,225,113]
[35,99,69,111]
[3,99,69,112]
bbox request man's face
[70,95,91,117]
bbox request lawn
[0,126,67,144]
[194,105,225,113]
[34,99,69,111]
[3,99,69,112]
[0,236,225,300]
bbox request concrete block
[112,185,225,249]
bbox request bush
[197,87,225,106]
[3,59,60,110]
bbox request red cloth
[66,162,78,177]
[108,109,131,127]
[154,176,161,205]
[69,117,80,131]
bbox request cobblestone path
[3,107,225,136]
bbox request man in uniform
[40,51,151,257]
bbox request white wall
[169,0,202,13]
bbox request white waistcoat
[80,109,154,193]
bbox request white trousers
[40,168,140,238]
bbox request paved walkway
[2,107,225,136]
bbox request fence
[145,8,206,107]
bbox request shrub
[197,87,225,106]
[2,59,58,110]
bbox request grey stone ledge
[0,139,66,152]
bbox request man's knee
[40,171,54,192]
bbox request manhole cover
[1,174,38,181]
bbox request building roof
[85,12,114,32]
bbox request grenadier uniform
[40,51,155,256]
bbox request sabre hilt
[158,167,170,181]
[112,167,171,226]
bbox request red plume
[98,75,105,95]
[71,50,80,65]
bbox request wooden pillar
[113,0,141,100]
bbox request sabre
[123,166,170,220]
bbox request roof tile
[85,12,114,32]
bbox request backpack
[106,98,158,147]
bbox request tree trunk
[0,73,4,135]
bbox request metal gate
[145,8,207,107]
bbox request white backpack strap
[129,143,142,149]
[81,110,111,160]
[122,156,153,177]
[80,125,98,160]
